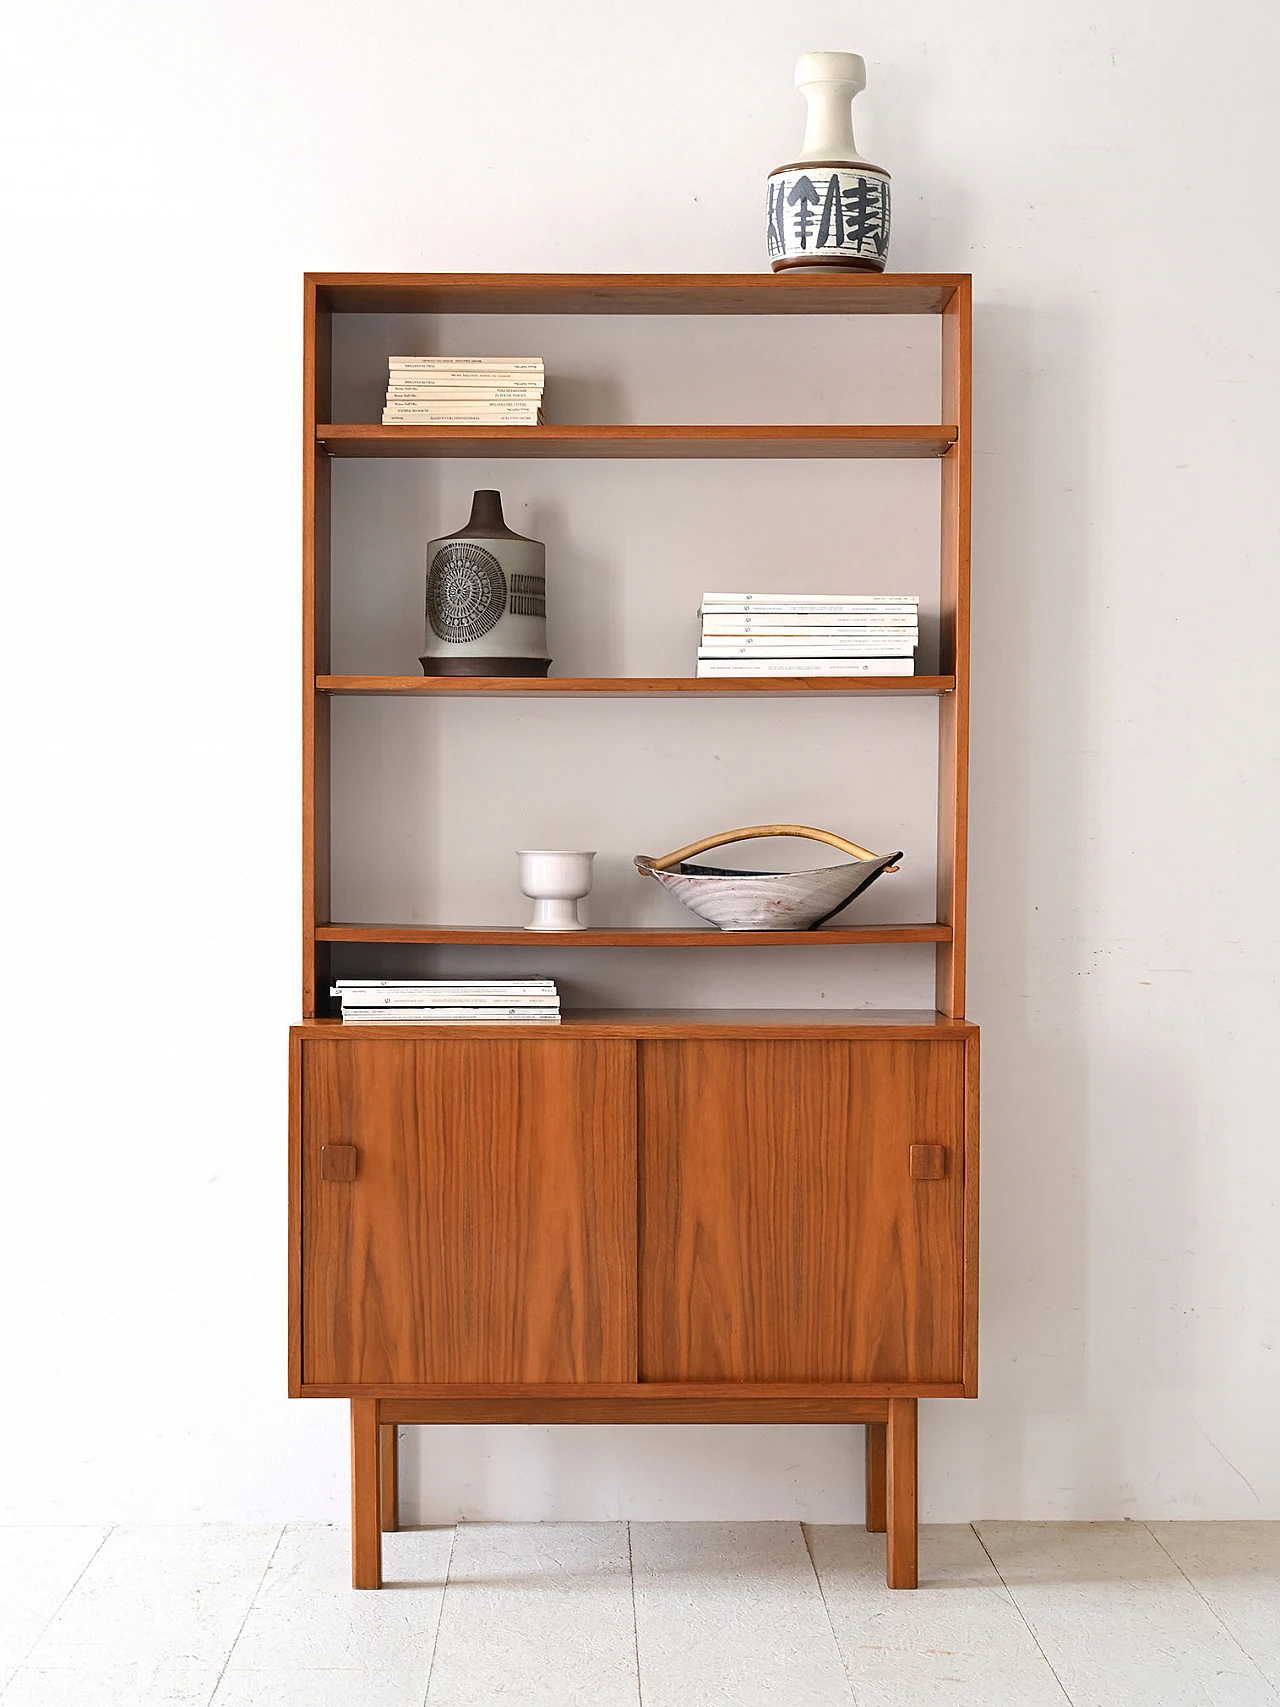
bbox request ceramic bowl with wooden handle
[634,825,902,931]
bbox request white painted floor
[1,1521,1277,1706]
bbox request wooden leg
[886,1397,918,1588]
[380,1423,400,1533]
[351,1399,382,1589]
[864,1422,887,1533]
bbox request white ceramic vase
[766,52,891,273]
[517,850,596,931]
[421,490,550,677]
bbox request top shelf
[318,425,956,460]
[309,271,969,317]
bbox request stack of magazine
[696,592,920,677]
[330,978,561,1024]
[382,357,545,426]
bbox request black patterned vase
[420,490,550,677]
[766,52,891,273]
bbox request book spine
[696,659,914,676]
[700,624,920,636]
[384,374,544,388]
[382,413,543,426]
[332,985,556,997]
[385,393,544,407]
[341,1003,559,1017]
[332,981,556,992]
[698,642,917,658]
[389,357,544,371]
[700,611,918,625]
[385,388,543,400]
[703,614,921,628]
[701,593,919,606]
[336,995,561,1008]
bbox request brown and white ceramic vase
[420,489,550,676]
[766,51,891,273]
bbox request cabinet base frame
[350,1396,918,1591]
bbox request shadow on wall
[957,300,1199,1517]
[399,1421,866,1524]
[961,298,1095,1515]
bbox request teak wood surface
[639,1040,966,1384]
[291,1027,978,1392]
[301,271,972,1018]
[317,423,955,459]
[292,1010,976,1040]
[298,272,976,1593]
[302,1038,636,1386]
[936,279,972,1016]
[315,924,952,947]
[316,674,955,696]
[309,271,967,315]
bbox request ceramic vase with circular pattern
[420,489,550,676]
[766,51,891,274]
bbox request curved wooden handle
[649,823,893,871]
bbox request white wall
[2,0,1277,1525]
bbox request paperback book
[696,658,916,676]
[696,589,920,677]
[331,977,561,1024]
[385,356,546,427]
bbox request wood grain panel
[302,277,332,1018]
[379,1423,398,1532]
[377,1396,893,1424]
[318,424,955,459]
[302,1038,636,1384]
[295,1011,977,1041]
[316,923,951,947]
[962,1032,981,1395]
[317,674,955,697]
[887,1397,919,1588]
[638,1040,966,1384]
[865,1423,887,1532]
[301,1380,963,1400]
[350,1398,381,1588]
[309,271,966,316]
[287,1030,304,1396]
[936,278,972,1017]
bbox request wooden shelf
[316,924,950,947]
[310,271,967,317]
[317,674,952,697]
[297,1008,977,1038]
[317,424,956,460]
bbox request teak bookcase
[290,272,976,1590]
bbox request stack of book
[330,978,560,1024]
[696,592,920,677]
[382,357,545,426]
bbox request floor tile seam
[626,1522,644,1707]
[202,1523,286,1707]
[798,1522,860,1706]
[0,1522,115,1697]
[969,1523,1074,1706]
[1140,1521,1280,1701]
[420,1522,459,1707]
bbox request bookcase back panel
[331,312,941,428]
[329,458,942,677]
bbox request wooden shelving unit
[317,423,955,459]
[317,674,954,697]
[315,923,953,947]
[303,270,971,1013]
[296,273,975,1594]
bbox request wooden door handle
[909,1144,948,1180]
[321,1144,358,1182]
